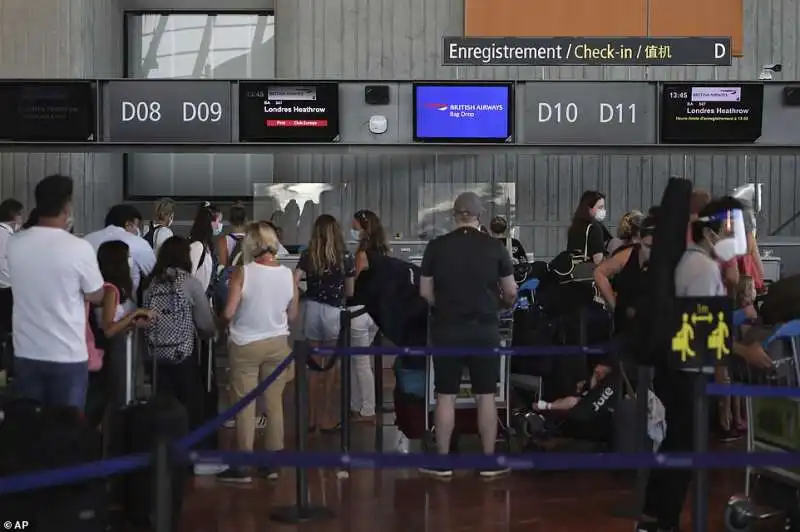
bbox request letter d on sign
[715,43,727,59]
[183,102,196,122]
[121,101,135,122]
[538,103,552,122]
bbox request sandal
[321,423,342,433]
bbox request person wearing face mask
[7,175,105,409]
[567,190,611,266]
[188,204,218,294]
[143,198,176,254]
[0,198,24,337]
[84,204,156,297]
[636,196,773,532]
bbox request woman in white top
[217,221,298,484]
[188,204,215,292]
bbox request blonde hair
[307,214,345,274]
[154,198,175,223]
[617,210,643,240]
[242,221,279,263]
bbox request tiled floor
[184,369,745,532]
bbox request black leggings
[642,371,696,528]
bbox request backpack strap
[228,234,245,266]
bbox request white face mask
[65,216,74,232]
[713,237,738,262]
[350,229,361,241]
[594,208,607,222]
[128,256,135,270]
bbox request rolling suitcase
[109,349,189,531]
[0,400,108,532]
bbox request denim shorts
[13,357,89,410]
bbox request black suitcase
[111,393,189,530]
[107,347,190,531]
[0,401,108,532]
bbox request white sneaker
[223,418,235,428]
[194,463,229,476]
[395,433,410,454]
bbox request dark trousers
[156,357,204,436]
[0,288,12,374]
[642,370,695,528]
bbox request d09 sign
[105,80,231,142]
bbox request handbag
[569,225,597,282]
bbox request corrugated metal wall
[272,0,800,256]
[0,0,124,232]
[0,0,798,251]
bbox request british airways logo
[424,103,449,111]
[423,102,505,118]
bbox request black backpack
[143,223,164,249]
[354,253,428,347]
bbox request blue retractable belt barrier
[706,382,800,398]
[311,345,610,357]
[177,351,296,449]
[189,450,800,471]
[0,453,149,495]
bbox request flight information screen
[0,81,95,142]
[239,82,340,142]
[660,83,764,143]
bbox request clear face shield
[698,208,748,261]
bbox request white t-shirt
[229,263,293,345]
[84,225,156,294]
[190,241,213,292]
[9,227,104,363]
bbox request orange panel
[464,0,647,38]
[648,0,743,57]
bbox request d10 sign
[522,82,656,144]
[104,81,231,142]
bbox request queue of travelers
[0,173,783,526]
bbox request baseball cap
[453,192,484,217]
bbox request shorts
[430,324,501,396]
[303,299,342,343]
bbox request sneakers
[222,414,267,429]
[478,466,511,479]
[258,467,280,480]
[193,463,229,476]
[216,467,252,484]
[418,466,453,478]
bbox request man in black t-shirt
[419,192,517,479]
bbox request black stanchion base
[269,505,335,523]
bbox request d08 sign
[104,80,231,142]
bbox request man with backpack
[143,198,176,254]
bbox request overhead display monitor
[413,83,513,143]
[522,82,656,144]
[660,83,764,143]
[238,82,340,142]
[0,81,95,142]
[104,81,231,143]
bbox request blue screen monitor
[413,83,513,143]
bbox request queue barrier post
[373,330,384,453]
[270,342,334,523]
[691,369,711,532]
[153,402,178,532]
[338,309,353,479]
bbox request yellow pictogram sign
[672,313,696,362]
[708,311,731,360]
[671,299,732,366]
